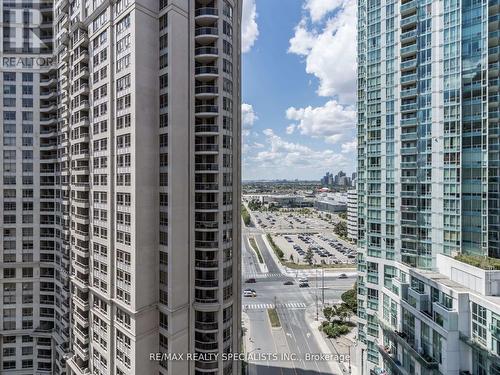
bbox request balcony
[401,88,418,98]
[195,259,219,269]
[401,117,417,126]
[432,301,458,330]
[195,66,218,80]
[401,103,417,112]
[195,340,219,351]
[195,239,219,250]
[377,316,439,370]
[400,29,418,43]
[401,0,417,15]
[401,132,417,141]
[195,85,219,98]
[195,124,219,134]
[195,183,219,191]
[401,14,418,28]
[401,44,418,57]
[401,73,418,85]
[195,7,219,24]
[195,163,219,172]
[195,105,218,117]
[401,58,417,71]
[195,47,219,62]
[195,144,219,153]
[400,147,417,155]
[377,345,407,375]
[195,27,219,43]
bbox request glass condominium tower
[0,0,242,374]
[357,0,500,373]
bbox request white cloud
[251,129,350,170]
[242,0,259,53]
[242,103,258,127]
[341,139,357,153]
[289,1,356,103]
[304,0,345,22]
[286,124,296,134]
[242,103,258,137]
[286,100,356,144]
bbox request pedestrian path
[243,302,307,310]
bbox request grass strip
[267,308,281,328]
[249,237,264,263]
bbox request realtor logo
[1,0,54,68]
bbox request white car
[243,290,253,297]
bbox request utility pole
[321,268,325,305]
[361,348,365,375]
[315,294,319,321]
[348,345,351,374]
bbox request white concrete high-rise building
[0,1,242,374]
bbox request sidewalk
[304,304,346,374]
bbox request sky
[240,0,357,181]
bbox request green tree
[334,221,348,238]
[323,306,336,323]
[341,283,358,313]
[304,248,314,265]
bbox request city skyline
[241,0,358,181]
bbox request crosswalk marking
[243,302,307,310]
[244,273,287,279]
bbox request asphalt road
[242,228,356,375]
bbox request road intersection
[242,227,356,375]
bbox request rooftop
[454,254,500,271]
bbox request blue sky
[241,0,357,181]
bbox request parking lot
[272,232,356,266]
[252,209,337,232]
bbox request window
[116,307,131,328]
[117,34,130,53]
[116,94,131,110]
[117,193,131,206]
[4,269,15,278]
[116,134,131,148]
[116,74,130,92]
[117,15,131,34]
[117,54,130,72]
[117,114,131,129]
[3,72,16,81]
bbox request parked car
[245,278,256,283]
[299,282,310,288]
[284,281,294,285]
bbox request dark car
[284,281,294,285]
[338,274,348,279]
[299,282,310,288]
[245,278,256,283]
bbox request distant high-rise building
[321,171,333,186]
[357,0,500,374]
[0,0,242,374]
